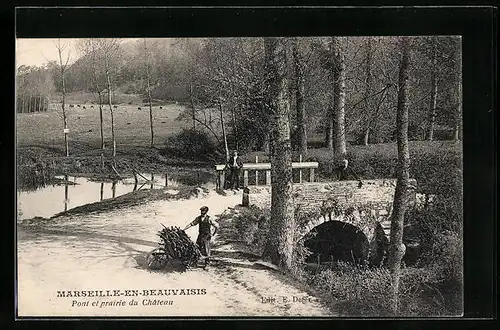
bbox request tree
[16,65,54,113]
[262,37,295,271]
[99,39,121,168]
[426,37,439,141]
[453,39,462,141]
[362,38,374,146]
[77,38,108,170]
[387,36,411,315]
[143,39,155,148]
[55,39,71,157]
[331,37,347,158]
[292,37,307,154]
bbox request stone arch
[297,198,394,265]
[298,205,376,243]
[302,220,370,264]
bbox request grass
[17,102,190,153]
[50,91,145,106]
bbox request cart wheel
[147,248,169,270]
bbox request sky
[16,39,80,68]
[15,38,141,68]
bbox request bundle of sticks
[154,225,202,267]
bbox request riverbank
[17,145,216,191]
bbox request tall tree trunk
[365,87,389,146]
[231,106,239,151]
[426,38,438,141]
[61,69,69,157]
[262,37,295,271]
[325,109,334,149]
[144,39,155,148]
[387,36,411,315]
[57,42,69,157]
[262,130,270,153]
[262,38,273,154]
[453,40,462,142]
[332,37,347,158]
[98,92,105,170]
[363,38,374,146]
[189,81,196,130]
[219,102,229,161]
[292,37,307,155]
[104,54,117,168]
[325,38,335,150]
[89,41,105,170]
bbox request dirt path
[17,190,331,317]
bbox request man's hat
[200,206,209,212]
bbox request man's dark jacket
[227,156,243,169]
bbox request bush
[17,149,57,190]
[230,205,313,279]
[306,262,453,316]
[231,206,271,254]
[162,129,217,162]
[307,262,393,316]
[306,142,462,192]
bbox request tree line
[16,37,462,158]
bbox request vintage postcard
[15,9,472,319]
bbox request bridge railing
[215,156,319,190]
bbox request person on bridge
[334,158,363,188]
[183,206,219,267]
[226,150,244,190]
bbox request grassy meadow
[17,102,190,154]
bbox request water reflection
[64,175,69,212]
[17,172,214,220]
[100,182,104,201]
[112,180,117,198]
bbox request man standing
[334,158,363,188]
[226,150,243,190]
[183,206,219,266]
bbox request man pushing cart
[146,206,218,270]
[183,206,219,267]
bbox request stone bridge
[242,179,417,264]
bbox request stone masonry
[242,179,417,264]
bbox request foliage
[161,129,218,162]
[17,149,57,190]
[307,262,393,316]
[229,205,315,275]
[305,142,462,192]
[306,262,455,316]
[230,205,271,254]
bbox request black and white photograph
[14,7,490,319]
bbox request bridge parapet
[215,160,318,190]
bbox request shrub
[17,149,57,190]
[307,262,393,316]
[398,266,447,316]
[230,205,313,279]
[306,262,452,316]
[231,205,271,253]
[162,129,217,161]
